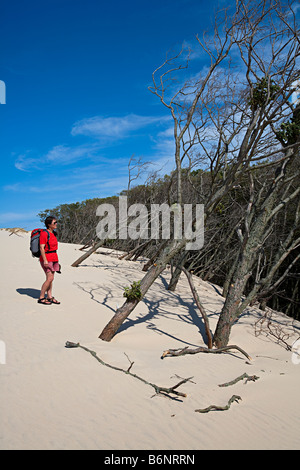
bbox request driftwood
[195,395,242,413]
[218,373,259,387]
[65,341,193,400]
[161,345,251,361]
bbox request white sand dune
[0,229,299,450]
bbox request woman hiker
[38,216,61,305]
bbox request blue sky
[0,0,223,229]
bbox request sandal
[48,297,61,304]
[38,298,52,305]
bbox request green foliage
[123,281,142,301]
[276,121,300,145]
[38,163,299,319]
[37,195,119,244]
[276,107,300,145]
[215,202,226,215]
[190,168,204,177]
[249,77,280,111]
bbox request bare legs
[40,271,55,302]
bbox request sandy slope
[0,229,299,450]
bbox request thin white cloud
[71,114,170,139]
[6,159,132,197]
[45,144,98,164]
[14,144,100,172]
[14,153,41,172]
[14,114,171,172]
[3,182,23,191]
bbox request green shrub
[123,281,142,301]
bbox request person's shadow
[16,288,40,299]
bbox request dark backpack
[30,228,50,258]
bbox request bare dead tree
[214,154,300,347]
[99,0,300,343]
[127,155,151,193]
[99,4,245,341]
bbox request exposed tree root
[195,395,242,413]
[161,345,252,361]
[65,341,193,400]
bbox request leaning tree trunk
[213,155,294,348]
[168,251,189,291]
[213,207,272,348]
[71,239,105,267]
[99,239,186,341]
[213,274,250,348]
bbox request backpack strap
[43,229,51,253]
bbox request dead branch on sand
[254,309,295,351]
[218,373,259,387]
[65,341,193,400]
[161,345,251,361]
[195,395,242,413]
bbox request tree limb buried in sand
[195,395,242,413]
[218,373,259,387]
[65,341,193,400]
[161,345,251,361]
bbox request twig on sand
[65,341,193,400]
[161,345,252,361]
[218,373,260,387]
[195,395,242,413]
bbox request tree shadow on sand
[119,283,218,348]
[73,264,223,348]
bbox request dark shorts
[40,260,60,274]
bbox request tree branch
[65,341,193,400]
[218,372,259,387]
[195,395,242,413]
[161,345,251,361]
[181,267,213,348]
